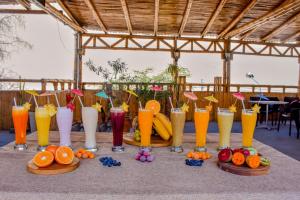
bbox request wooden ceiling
[3,0,300,43]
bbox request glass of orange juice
[194,108,209,152]
[12,106,28,150]
[138,108,153,149]
[35,107,51,151]
[242,109,257,148]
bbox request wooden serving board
[27,157,80,175]
[123,133,171,147]
[217,161,270,176]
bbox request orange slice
[46,145,59,156]
[55,146,74,165]
[33,151,54,168]
[145,100,161,115]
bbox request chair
[249,96,270,125]
[266,97,280,126]
[277,97,299,133]
[278,99,300,139]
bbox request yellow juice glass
[194,108,209,152]
[217,108,234,150]
[170,108,186,153]
[35,107,51,151]
[242,109,257,148]
[138,109,153,148]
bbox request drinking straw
[77,96,84,107]
[109,97,114,108]
[33,95,39,108]
[47,96,50,104]
[218,107,220,112]
[194,102,198,109]
[126,94,132,104]
[54,93,60,108]
[13,97,17,106]
[169,96,174,109]
[28,95,32,103]
[139,101,143,109]
[241,99,246,112]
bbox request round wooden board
[27,157,80,175]
[123,133,171,147]
[217,161,270,176]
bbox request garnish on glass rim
[229,105,237,113]
[23,102,31,111]
[44,104,57,117]
[204,95,218,112]
[251,104,261,113]
[92,102,102,112]
[121,102,129,112]
[181,103,189,112]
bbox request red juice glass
[110,107,125,152]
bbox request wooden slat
[17,0,31,10]
[227,0,300,38]
[240,27,258,40]
[120,0,133,34]
[31,1,85,33]
[262,11,300,41]
[219,0,258,38]
[154,0,159,35]
[0,9,45,14]
[201,0,228,36]
[83,0,107,33]
[179,0,193,35]
[55,0,80,26]
[283,31,300,43]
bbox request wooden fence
[0,79,298,130]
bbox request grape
[135,153,141,160]
[146,155,155,162]
[143,151,150,157]
[140,155,146,162]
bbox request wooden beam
[120,0,133,34]
[17,0,31,10]
[83,0,107,33]
[240,27,258,40]
[55,0,80,26]
[178,0,193,36]
[154,0,159,35]
[226,0,300,38]
[219,0,258,38]
[283,31,300,43]
[0,9,46,14]
[262,12,300,41]
[201,0,228,36]
[30,0,85,33]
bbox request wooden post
[222,40,232,92]
[74,32,83,89]
[298,56,300,96]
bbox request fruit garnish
[205,105,212,112]
[229,104,237,113]
[186,151,212,160]
[232,152,245,166]
[92,102,102,112]
[23,102,31,111]
[33,151,54,168]
[181,103,189,112]
[121,102,129,112]
[145,100,161,115]
[133,129,141,142]
[252,104,261,113]
[67,102,75,111]
[55,146,74,165]
[44,104,57,117]
[75,148,95,159]
[218,148,232,162]
[45,145,59,156]
[246,155,261,169]
[260,157,271,166]
[99,157,121,167]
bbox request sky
[1,14,299,87]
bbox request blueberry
[108,164,112,167]
[117,162,121,166]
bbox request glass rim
[171,108,184,112]
[110,107,124,112]
[194,108,208,112]
[139,108,153,112]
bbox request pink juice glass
[56,107,73,147]
[110,107,125,152]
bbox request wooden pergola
[1,0,300,89]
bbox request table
[0,132,300,200]
[249,101,288,130]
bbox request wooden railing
[0,79,299,130]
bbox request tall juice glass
[138,109,153,149]
[35,107,51,151]
[12,106,28,150]
[194,108,209,152]
[170,108,186,153]
[57,107,73,147]
[82,107,98,152]
[242,109,257,148]
[217,108,234,150]
[110,107,125,152]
